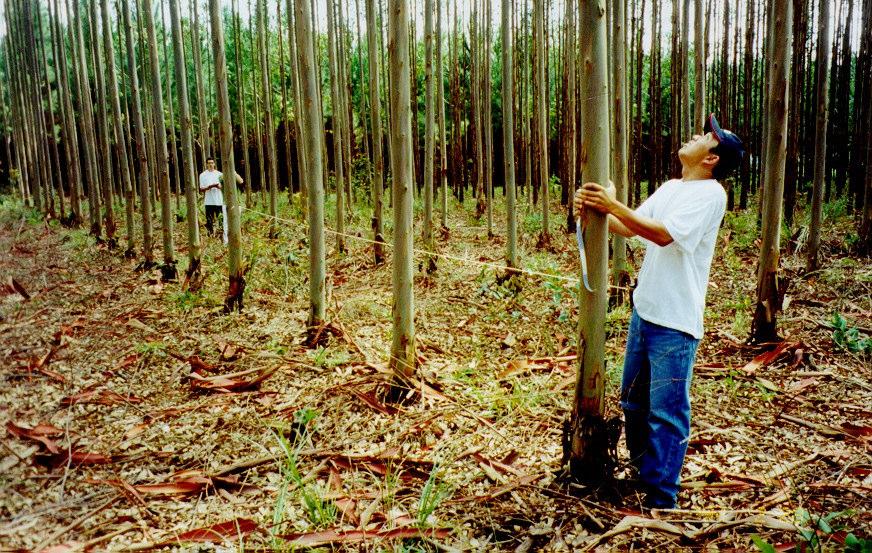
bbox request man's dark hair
[709,142,742,180]
[206,157,215,163]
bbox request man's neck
[680,165,713,181]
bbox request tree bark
[751,0,792,344]
[208,0,244,312]
[294,0,327,330]
[533,0,549,244]
[327,0,347,252]
[366,0,387,264]
[502,0,518,268]
[611,0,629,302]
[169,0,203,286]
[233,0,253,204]
[807,0,831,271]
[387,0,417,400]
[192,0,211,165]
[568,0,612,482]
[142,0,178,281]
[422,0,436,263]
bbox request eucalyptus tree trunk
[720,0,732,209]
[751,0,792,344]
[120,0,154,266]
[422,0,436,264]
[611,0,630,301]
[681,0,691,140]
[739,0,753,208]
[387,0,417,400]
[169,0,203,286]
[277,2,293,201]
[807,0,830,272]
[563,0,576,234]
[142,0,178,281]
[669,0,682,176]
[100,0,134,253]
[567,0,612,482]
[233,0,252,205]
[209,0,244,312]
[471,2,485,218]
[36,7,64,219]
[294,0,327,331]
[87,0,116,242]
[70,0,102,236]
[257,0,279,232]
[502,0,517,268]
[192,0,211,165]
[366,0,386,264]
[533,0,549,245]
[160,6,182,212]
[338,2,353,205]
[694,0,705,133]
[436,0,448,228]
[286,0,308,212]
[249,0,266,206]
[326,0,347,252]
[483,0,494,237]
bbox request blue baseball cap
[704,113,745,178]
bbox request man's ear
[703,153,720,170]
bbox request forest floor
[1,191,870,552]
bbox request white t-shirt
[632,179,727,339]
[199,170,223,206]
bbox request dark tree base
[135,259,157,272]
[123,247,136,260]
[159,261,178,283]
[183,257,202,292]
[750,270,789,344]
[223,274,246,313]
[561,413,621,486]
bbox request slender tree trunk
[287,0,308,213]
[119,0,153,265]
[233,0,252,204]
[70,0,102,236]
[502,0,518,268]
[142,0,178,281]
[278,2,293,202]
[681,0,691,141]
[751,0,792,344]
[611,0,630,302]
[192,0,211,165]
[422,0,436,266]
[161,6,182,213]
[99,0,134,253]
[387,0,417,400]
[534,0,549,245]
[807,0,830,271]
[327,0,347,252]
[257,0,279,232]
[693,0,706,134]
[366,0,387,264]
[36,7,64,219]
[294,0,327,331]
[169,0,203,286]
[568,0,612,481]
[88,0,117,240]
[563,1,576,234]
[436,0,448,228]
[483,0,494,237]
[208,0,244,312]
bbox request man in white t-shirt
[574,113,744,509]
[199,158,243,245]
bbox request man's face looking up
[207,159,217,171]
[678,132,719,168]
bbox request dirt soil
[1,198,870,552]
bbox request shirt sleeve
[662,189,726,253]
[198,174,208,191]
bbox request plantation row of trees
[1,0,870,475]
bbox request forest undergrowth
[1,192,870,552]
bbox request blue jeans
[621,310,699,508]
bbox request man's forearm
[611,203,673,246]
[608,214,635,238]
